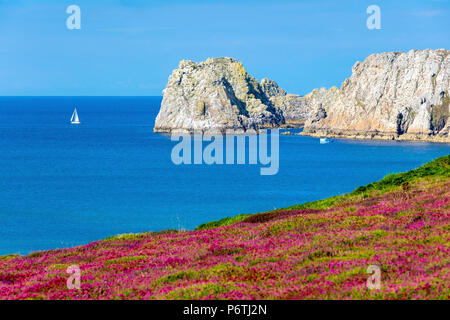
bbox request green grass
[104,229,179,241]
[195,214,252,230]
[0,254,21,261]
[352,154,449,193]
[289,154,449,211]
[105,255,150,265]
[286,195,344,210]
[154,270,198,285]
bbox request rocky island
[154,50,449,142]
[153,57,311,133]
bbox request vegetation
[197,100,206,116]
[196,214,252,230]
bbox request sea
[0,96,449,255]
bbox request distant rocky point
[302,49,449,143]
[154,50,449,142]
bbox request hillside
[0,155,449,299]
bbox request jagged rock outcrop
[302,49,450,142]
[260,78,286,97]
[259,78,313,125]
[154,58,288,133]
[154,58,314,133]
[301,87,339,125]
[155,50,449,142]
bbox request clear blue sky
[1,0,449,96]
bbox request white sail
[71,108,80,124]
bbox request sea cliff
[154,58,282,133]
[154,50,449,142]
[302,49,449,143]
[153,57,312,133]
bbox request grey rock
[260,78,286,97]
[302,49,450,142]
[155,50,449,143]
[154,57,286,133]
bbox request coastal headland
[154,49,449,143]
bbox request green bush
[195,214,251,230]
[352,154,449,194]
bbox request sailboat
[70,108,80,124]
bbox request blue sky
[1,0,449,96]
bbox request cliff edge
[302,49,449,142]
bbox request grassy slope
[198,155,450,228]
[0,155,449,299]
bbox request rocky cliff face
[153,58,312,133]
[302,49,450,142]
[154,58,284,133]
[259,78,314,125]
[155,50,449,142]
[300,87,339,125]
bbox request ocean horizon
[0,96,449,255]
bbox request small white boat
[70,108,80,124]
[320,137,332,144]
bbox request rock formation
[259,78,314,125]
[153,58,313,133]
[155,50,449,143]
[302,49,449,142]
[154,58,284,133]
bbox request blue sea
[0,96,449,255]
